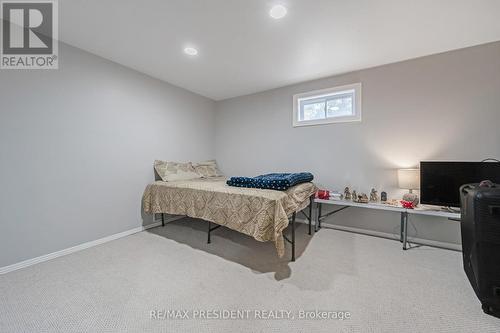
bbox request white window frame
[292,83,362,127]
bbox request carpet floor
[1,218,499,333]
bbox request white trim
[0,216,185,275]
[1,214,460,275]
[293,83,362,127]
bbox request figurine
[351,190,357,201]
[381,191,387,202]
[358,193,369,203]
[369,188,379,202]
[344,187,351,201]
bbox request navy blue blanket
[227,173,314,191]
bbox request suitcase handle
[461,184,474,194]
[489,206,500,216]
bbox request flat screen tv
[420,161,500,207]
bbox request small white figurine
[344,187,351,200]
[370,188,379,202]
[358,193,369,203]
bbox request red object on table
[400,200,415,209]
[317,190,330,200]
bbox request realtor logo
[1,0,58,69]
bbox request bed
[142,176,317,261]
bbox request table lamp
[398,168,420,206]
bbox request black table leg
[400,212,404,243]
[403,212,409,250]
[318,203,323,229]
[314,202,319,232]
[308,196,313,235]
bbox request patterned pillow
[192,160,223,178]
[154,160,201,182]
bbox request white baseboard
[0,216,184,275]
[294,217,461,251]
[318,222,462,251]
[1,215,460,275]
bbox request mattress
[142,177,317,257]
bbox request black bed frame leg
[291,212,296,262]
[161,213,165,227]
[207,221,211,244]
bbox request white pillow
[192,160,223,178]
[154,160,202,182]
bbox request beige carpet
[1,218,499,333]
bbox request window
[293,83,362,127]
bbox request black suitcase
[460,183,500,318]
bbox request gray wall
[215,42,500,246]
[2,41,499,268]
[0,43,215,267]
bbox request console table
[314,199,461,250]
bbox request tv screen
[420,161,500,207]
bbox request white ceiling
[60,0,500,100]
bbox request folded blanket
[227,172,314,191]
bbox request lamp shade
[398,169,420,190]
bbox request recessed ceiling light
[270,5,287,19]
[184,47,198,56]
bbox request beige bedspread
[142,177,317,257]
